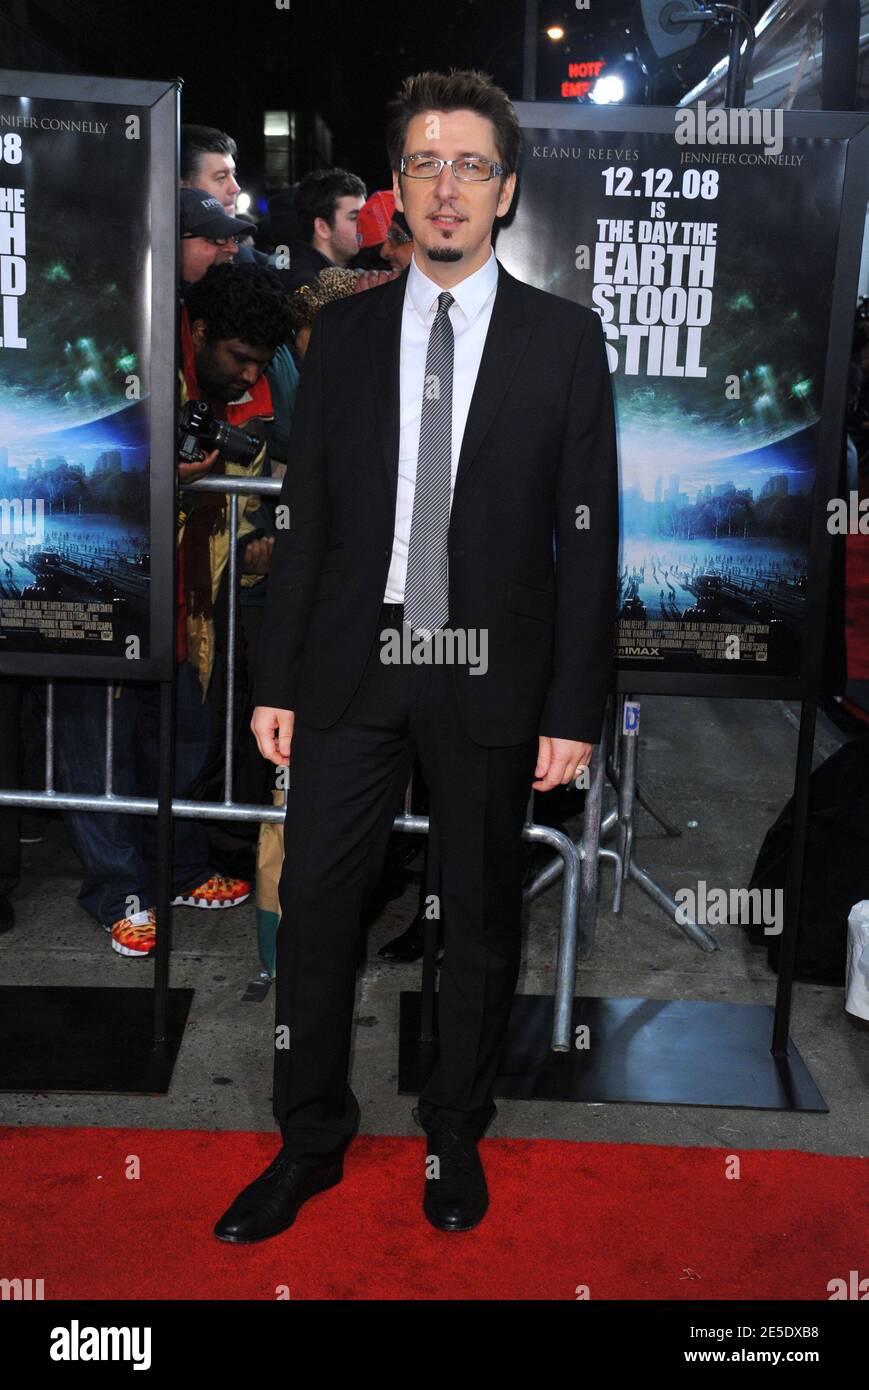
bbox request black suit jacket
[253,258,620,746]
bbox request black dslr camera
[178,399,261,468]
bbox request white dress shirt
[384,247,499,603]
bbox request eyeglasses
[181,234,238,246]
[386,227,412,245]
[400,153,505,183]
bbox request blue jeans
[52,662,213,926]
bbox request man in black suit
[215,69,619,1242]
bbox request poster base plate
[398,993,827,1111]
[0,986,193,1093]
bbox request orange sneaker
[106,908,157,957]
[171,874,251,909]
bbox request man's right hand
[251,706,294,766]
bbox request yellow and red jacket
[177,305,271,696]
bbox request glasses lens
[405,155,440,178]
[454,159,491,181]
[404,155,494,181]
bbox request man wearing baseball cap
[180,187,252,289]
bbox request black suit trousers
[274,603,539,1157]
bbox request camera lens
[212,421,261,468]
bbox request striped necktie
[404,290,454,635]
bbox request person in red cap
[354,192,415,276]
[380,210,415,273]
[355,189,396,252]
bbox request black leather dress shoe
[413,1106,488,1232]
[213,1149,343,1243]
[0,896,14,934]
[378,909,444,963]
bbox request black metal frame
[0,69,180,683]
[0,70,186,1093]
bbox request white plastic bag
[845,901,869,1020]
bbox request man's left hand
[533,736,593,792]
[242,536,275,575]
[354,269,400,293]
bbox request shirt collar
[406,247,498,328]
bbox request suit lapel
[454,261,530,501]
[367,268,407,507]
[366,258,532,508]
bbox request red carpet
[1,1125,866,1300]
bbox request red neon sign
[561,58,606,99]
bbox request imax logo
[0,496,45,542]
[0,1276,45,1299]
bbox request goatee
[427,246,463,262]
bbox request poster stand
[0,685,192,1094]
[608,696,716,941]
[0,70,191,1095]
[399,693,827,1111]
[0,675,193,1097]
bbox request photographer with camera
[52,265,295,959]
[177,262,298,885]
[178,262,295,680]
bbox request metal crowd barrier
[0,475,586,1050]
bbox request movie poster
[0,93,153,664]
[497,111,849,687]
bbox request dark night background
[0,0,739,206]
